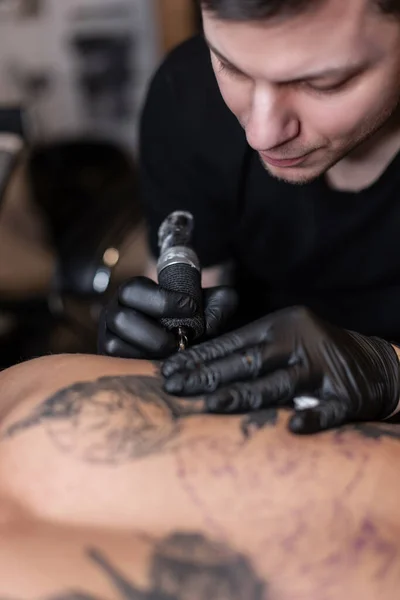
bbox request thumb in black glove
[162,306,400,434]
[98,276,238,360]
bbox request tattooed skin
[1,376,200,465]
[241,410,279,439]
[346,422,400,442]
[240,408,400,443]
[2,369,400,470]
[0,533,266,600]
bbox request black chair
[0,137,141,368]
[29,138,140,295]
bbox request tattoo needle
[177,327,189,352]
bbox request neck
[326,108,400,192]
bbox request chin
[262,161,326,185]
[260,146,345,185]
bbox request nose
[245,84,300,152]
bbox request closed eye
[301,68,366,95]
[216,59,248,81]
[303,77,354,94]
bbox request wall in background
[157,0,197,53]
[0,0,160,152]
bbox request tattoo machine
[157,211,205,352]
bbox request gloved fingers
[105,299,178,358]
[289,398,349,435]
[163,344,290,396]
[98,330,145,359]
[205,365,306,413]
[119,276,197,318]
[203,286,238,337]
[162,316,273,378]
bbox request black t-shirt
[140,35,400,342]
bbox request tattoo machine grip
[157,211,205,343]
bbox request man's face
[203,0,400,183]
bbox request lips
[260,152,310,168]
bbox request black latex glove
[98,276,238,360]
[162,306,400,434]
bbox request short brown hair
[197,0,400,20]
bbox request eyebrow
[204,36,367,83]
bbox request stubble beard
[260,98,400,186]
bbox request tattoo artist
[99,0,400,434]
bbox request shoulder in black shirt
[140,35,246,268]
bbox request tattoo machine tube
[157,211,205,351]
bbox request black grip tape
[159,263,205,340]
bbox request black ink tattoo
[89,533,265,599]
[1,533,266,600]
[241,409,278,439]
[149,533,265,600]
[1,376,197,464]
[348,422,400,442]
[0,365,282,468]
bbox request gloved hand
[98,276,238,360]
[162,306,400,434]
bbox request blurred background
[0,0,201,369]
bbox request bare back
[0,354,400,599]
